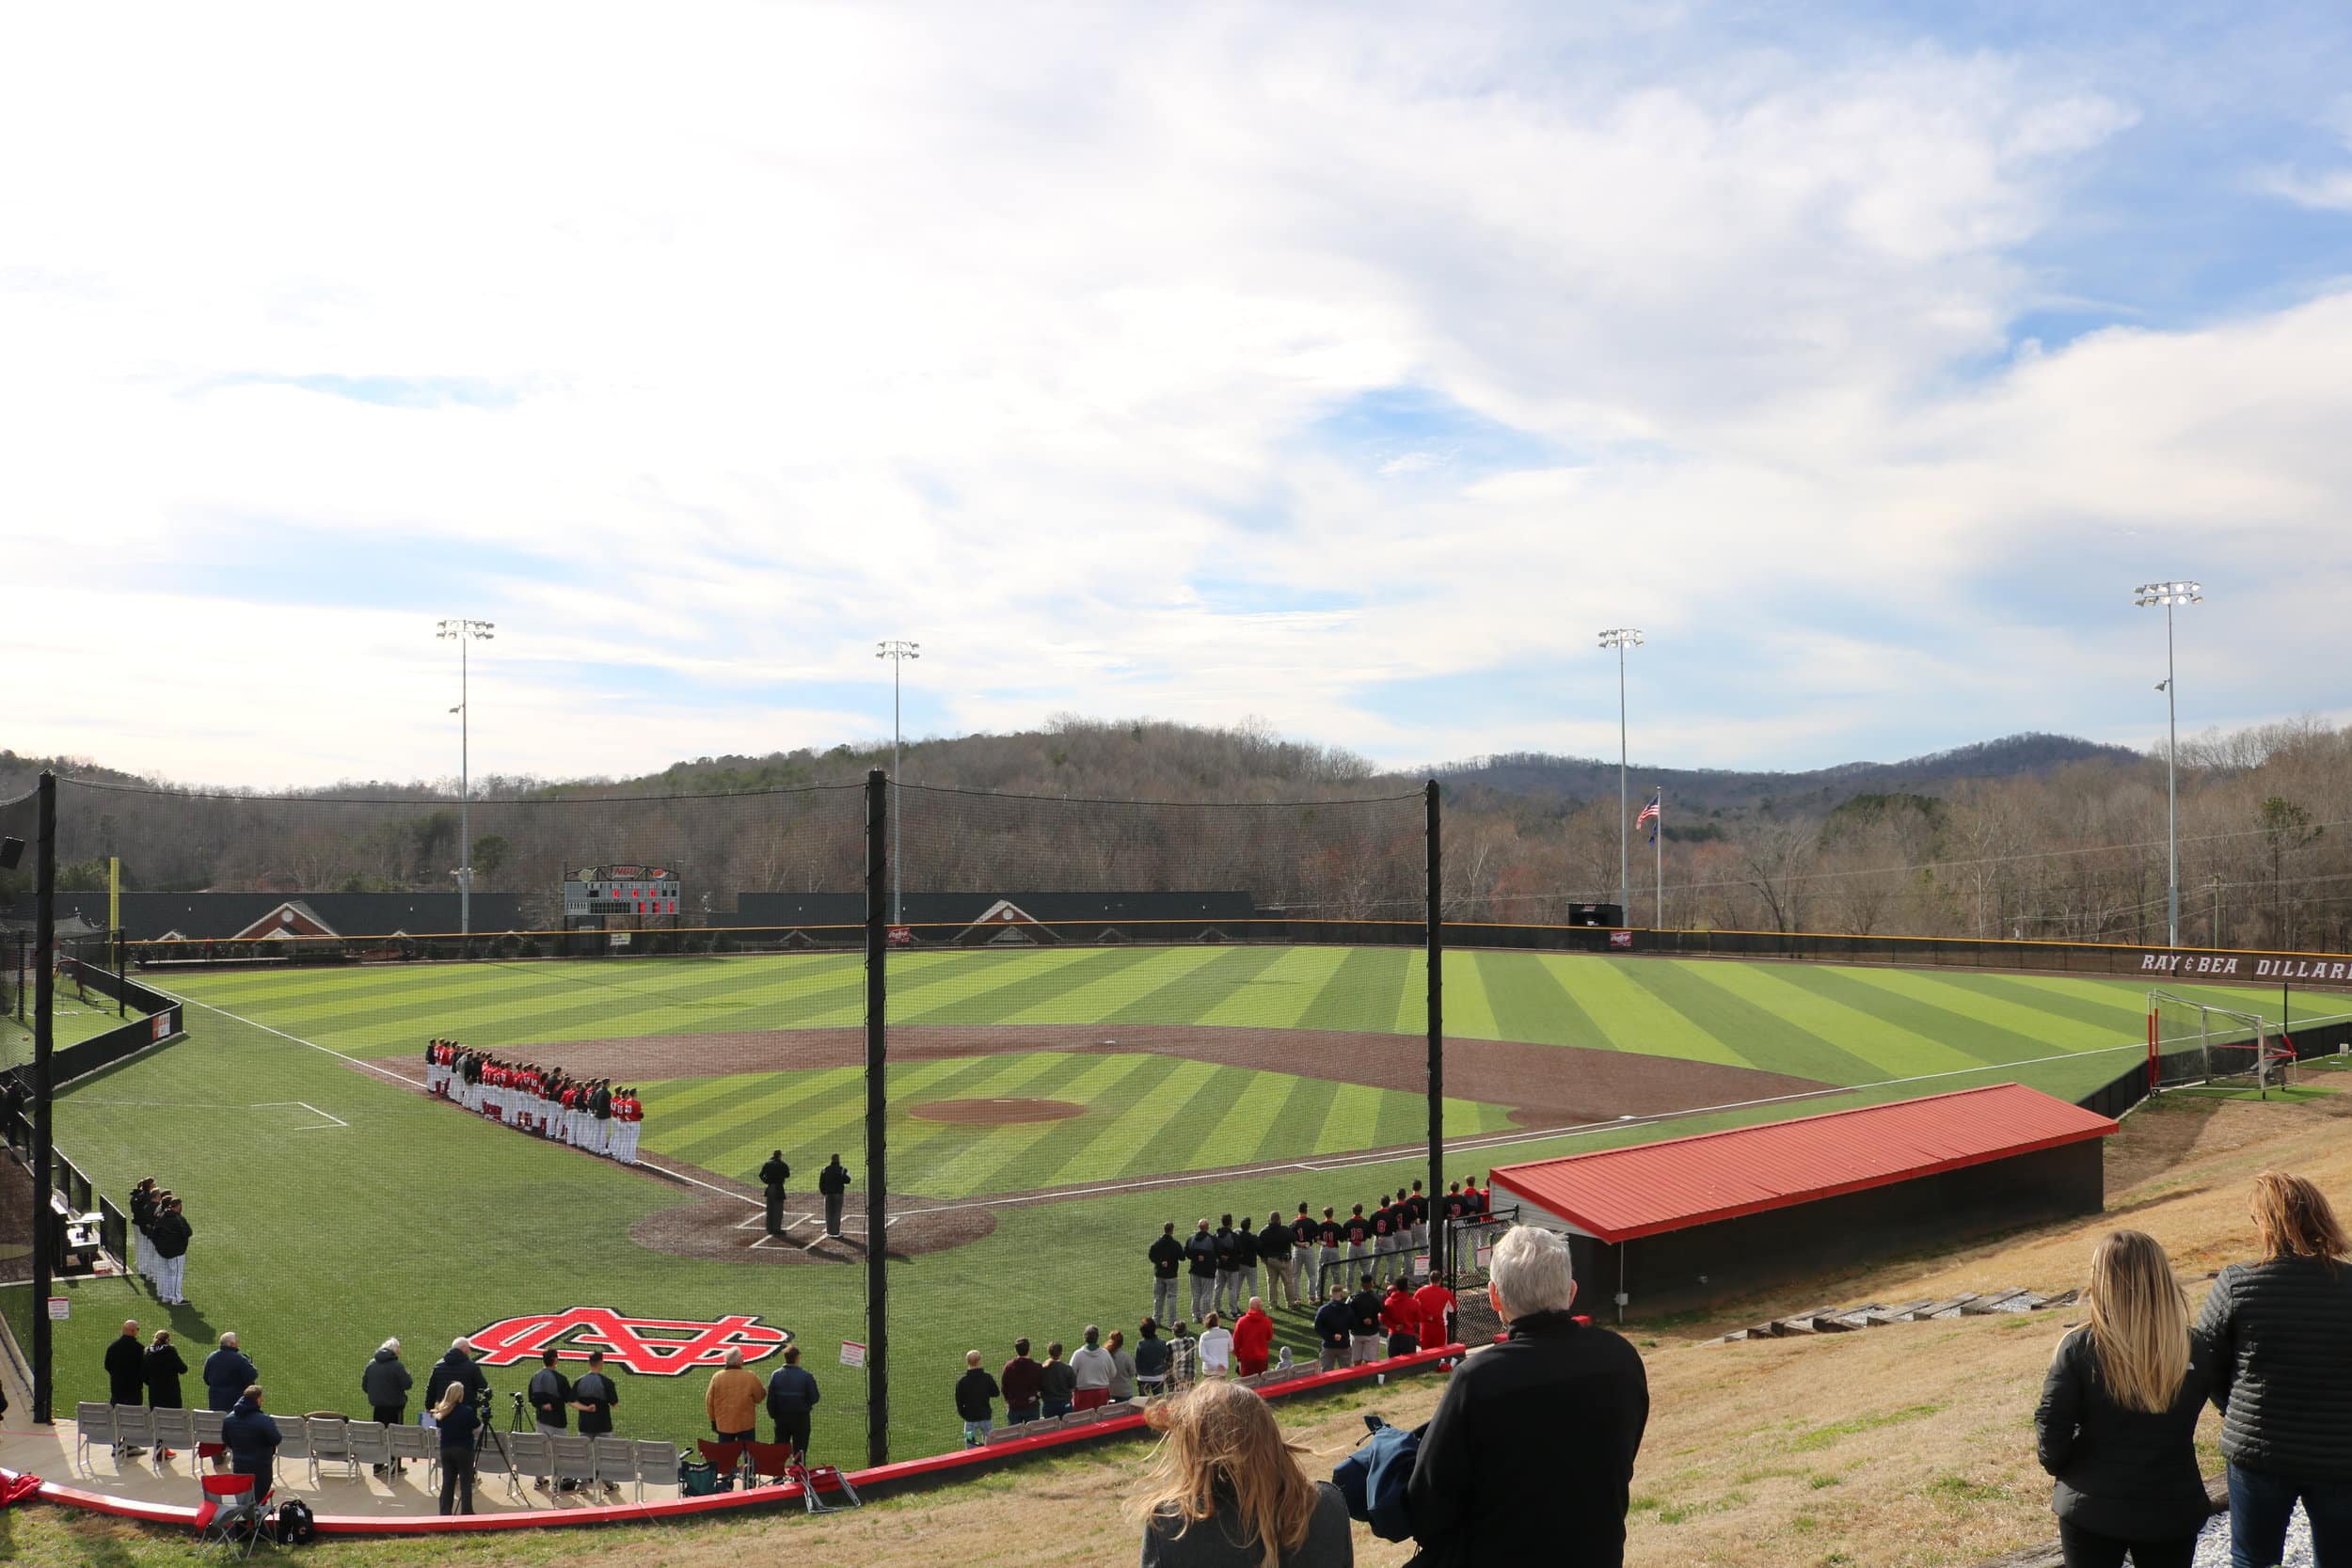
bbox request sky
[6,2,2352,789]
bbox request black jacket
[1313,1299,1353,1352]
[361,1349,412,1412]
[954,1368,1000,1421]
[425,1349,488,1412]
[759,1157,790,1190]
[1348,1289,1383,1338]
[1184,1231,1218,1277]
[145,1342,187,1408]
[573,1370,619,1436]
[2034,1325,2216,1539]
[1213,1227,1242,1271]
[105,1335,147,1404]
[818,1160,850,1196]
[529,1367,572,1430]
[767,1365,821,1418]
[2195,1255,2352,1477]
[1257,1224,1292,1262]
[1406,1310,1649,1568]
[1150,1234,1184,1279]
[222,1396,281,1480]
[149,1211,192,1260]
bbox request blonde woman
[2193,1171,2352,1567]
[2034,1230,2213,1568]
[1131,1381,1350,1567]
[430,1380,482,1515]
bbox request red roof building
[1486,1085,2117,1318]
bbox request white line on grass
[157,987,758,1206]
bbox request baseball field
[35,944,2297,1465]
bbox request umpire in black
[760,1150,792,1238]
[818,1154,851,1239]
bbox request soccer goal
[2147,990,2296,1092]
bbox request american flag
[1636,791,1661,841]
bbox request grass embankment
[9,1069,2346,1567]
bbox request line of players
[421,1039,646,1165]
[1151,1175,1497,1323]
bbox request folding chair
[114,1404,157,1465]
[697,1437,747,1489]
[151,1407,197,1468]
[346,1420,389,1482]
[790,1456,861,1513]
[73,1402,115,1474]
[386,1421,438,1490]
[193,1407,228,1470]
[305,1417,349,1483]
[196,1470,276,1557]
[591,1436,636,1501]
[632,1438,678,1500]
[503,1433,551,1500]
[548,1434,597,1497]
[743,1441,796,1489]
[273,1418,311,1490]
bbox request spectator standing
[150,1198,191,1307]
[1039,1342,1077,1418]
[528,1348,573,1488]
[1151,1222,1185,1326]
[1168,1323,1200,1389]
[1235,1216,1261,1310]
[1413,1275,1458,1356]
[424,1337,487,1433]
[430,1381,481,1516]
[1185,1220,1220,1323]
[1071,1324,1115,1412]
[1259,1212,1297,1311]
[1199,1313,1233,1380]
[1232,1298,1275,1378]
[764,1345,819,1457]
[818,1153,852,1239]
[759,1150,792,1239]
[1380,1281,1422,1358]
[222,1386,281,1500]
[104,1320,147,1458]
[2034,1230,2214,1568]
[1130,1381,1354,1567]
[1213,1216,1244,1319]
[705,1348,763,1442]
[203,1332,258,1415]
[1312,1289,1353,1373]
[955,1351,1000,1448]
[2194,1170,2352,1568]
[1347,1277,1384,1367]
[1134,1321,1173,1400]
[1107,1329,1138,1403]
[1002,1338,1044,1425]
[144,1328,187,1418]
[361,1338,412,1476]
[1406,1226,1649,1568]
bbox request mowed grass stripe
[1954,973,2162,1034]
[644,1066,863,1164]
[1761,965,2057,1064]
[1566,960,1757,1068]
[1003,947,1231,1025]
[1124,1058,1267,1182]
[1833,968,2135,1057]
[1248,1072,1343,1164]
[1439,952,1501,1042]
[658,1054,975,1165]
[926,1053,1159,1196]
[1198,947,1350,1030]
[1104,944,1295,1025]
[1034,1054,1204,1186]
[1480,951,1591,1048]
[881,1053,1117,1179]
[1391,953,1427,1036]
[1637,962,1880,1082]
[1295,948,1410,1034]
[894,946,1142,1023]
[1311,1082,1391,1154]
[1701,964,1989,1077]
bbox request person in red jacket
[1414,1275,1458,1355]
[1231,1296,1276,1377]
[1381,1280,1422,1356]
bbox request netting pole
[31,773,56,1423]
[1425,780,1445,1286]
[863,768,889,1469]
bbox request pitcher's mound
[911,1097,1085,1125]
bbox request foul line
[157,988,756,1206]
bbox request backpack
[1331,1415,1421,1543]
[272,1497,316,1545]
[677,1458,726,1497]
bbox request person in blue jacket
[202,1332,258,1412]
[220,1385,281,1497]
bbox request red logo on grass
[466,1307,793,1376]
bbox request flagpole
[1653,785,1663,930]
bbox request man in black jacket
[526,1349,572,1490]
[1348,1275,1385,1366]
[818,1154,851,1238]
[1259,1209,1297,1310]
[1184,1218,1218,1323]
[426,1337,489,1459]
[1149,1222,1184,1326]
[104,1320,148,1456]
[150,1198,191,1307]
[1311,1287,1354,1373]
[765,1345,820,1459]
[1406,1226,1648,1568]
[759,1150,792,1238]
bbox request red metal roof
[1488,1084,2117,1243]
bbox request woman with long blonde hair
[1130,1381,1351,1567]
[2194,1171,2352,1568]
[2034,1230,2213,1568]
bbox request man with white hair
[1405,1226,1648,1568]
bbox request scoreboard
[563,864,682,921]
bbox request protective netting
[2149,990,2290,1090]
[0,784,41,1397]
[882,784,1438,1441]
[34,778,873,1468]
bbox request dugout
[1489,1085,2115,1319]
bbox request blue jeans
[2228,1464,2352,1568]
[962,1418,992,1447]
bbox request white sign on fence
[47,1296,69,1321]
[840,1340,866,1368]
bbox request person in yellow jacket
[705,1349,764,1442]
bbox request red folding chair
[696,1439,748,1490]
[196,1471,273,1554]
[743,1441,796,1488]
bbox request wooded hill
[5,714,2346,952]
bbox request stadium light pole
[876,640,919,925]
[1597,628,1644,921]
[2133,582,2200,950]
[437,618,495,936]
